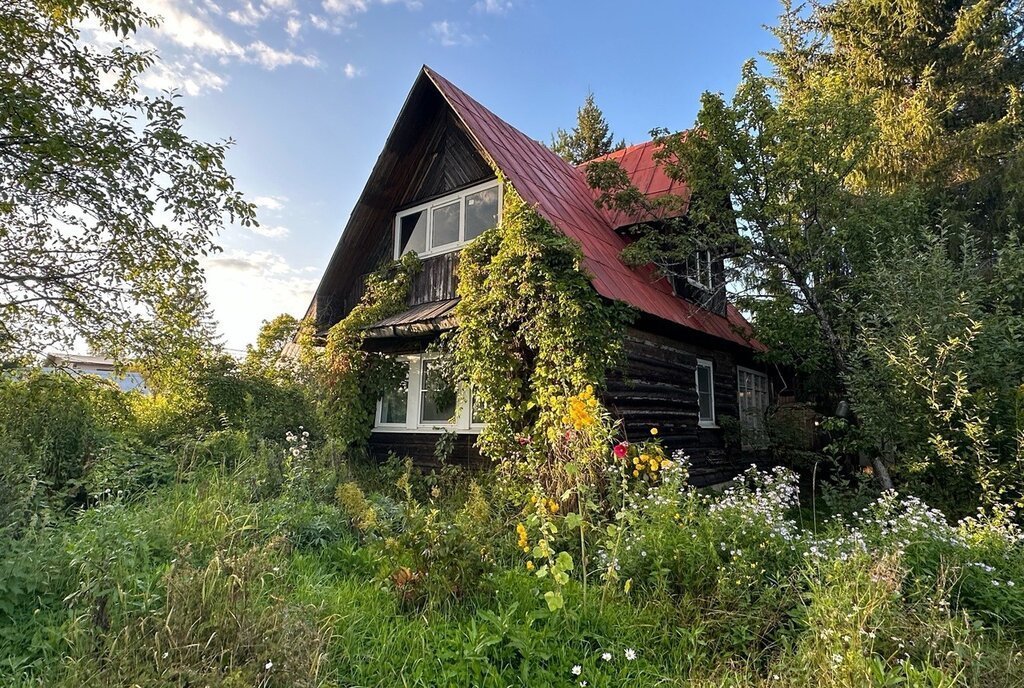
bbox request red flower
[613,442,629,458]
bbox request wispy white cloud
[226,1,269,26]
[139,59,228,95]
[343,62,362,78]
[284,15,302,36]
[253,195,288,211]
[251,224,291,238]
[247,40,320,68]
[321,0,368,15]
[137,0,320,70]
[431,20,481,47]
[138,0,245,57]
[473,0,512,15]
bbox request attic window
[395,181,500,258]
[685,250,713,291]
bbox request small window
[685,250,713,291]
[738,367,770,449]
[419,358,456,424]
[378,362,410,425]
[695,358,716,427]
[374,354,485,432]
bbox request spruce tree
[551,92,625,165]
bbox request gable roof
[422,67,761,351]
[308,66,761,351]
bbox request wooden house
[305,66,774,486]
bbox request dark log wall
[365,322,766,483]
[368,431,484,471]
[605,325,761,486]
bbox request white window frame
[685,250,713,291]
[394,181,502,260]
[737,366,771,449]
[695,357,717,428]
[373,353,482,433]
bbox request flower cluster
[559,385,601,432]
[612,429,672,482]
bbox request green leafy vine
[450,184,634,485]
[306,252,422,451]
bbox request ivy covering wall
[451,184,634,474]
[302,252,421,452]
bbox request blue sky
[124,0,782,350]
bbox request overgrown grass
[2,445,1024,687]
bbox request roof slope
[581,140,692,229]
[422,67,761,350]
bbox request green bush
[0,371,135,529]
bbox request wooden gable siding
[338,251,460,321]
[313,83,492,328]
[605,325,758,486]
[410,252,459,305]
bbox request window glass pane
[738,369,769,449]
[465,187,499,240]
[431,201,460,249]
[420,359,456,423]
[696,363,714,422]
[379,362,409,424]
[399,212,426,256]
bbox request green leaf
[543,590,564,612]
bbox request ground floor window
[737,366,770,449]
[374,354,482,432]
[696,358,716,427]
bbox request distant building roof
[43,352,148,393]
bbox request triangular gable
[308,66,761,351]
[305,71,492,326]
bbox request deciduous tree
[0,0,255,361]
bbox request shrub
[335,481,379,534]
[0,371,134,529]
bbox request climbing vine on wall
[451,184,634,487]
[304,252,421,451]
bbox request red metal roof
[422,67,763,351]
[581,140,692,229]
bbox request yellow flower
[632,469,639,477]
[650,427,659,436]
[516,523,529,551]
[526,560,535,571]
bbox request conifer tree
[551,92,625,164]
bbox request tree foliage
[588,1,1024,503]
[0,0,255,360]
[551,92,625,165]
